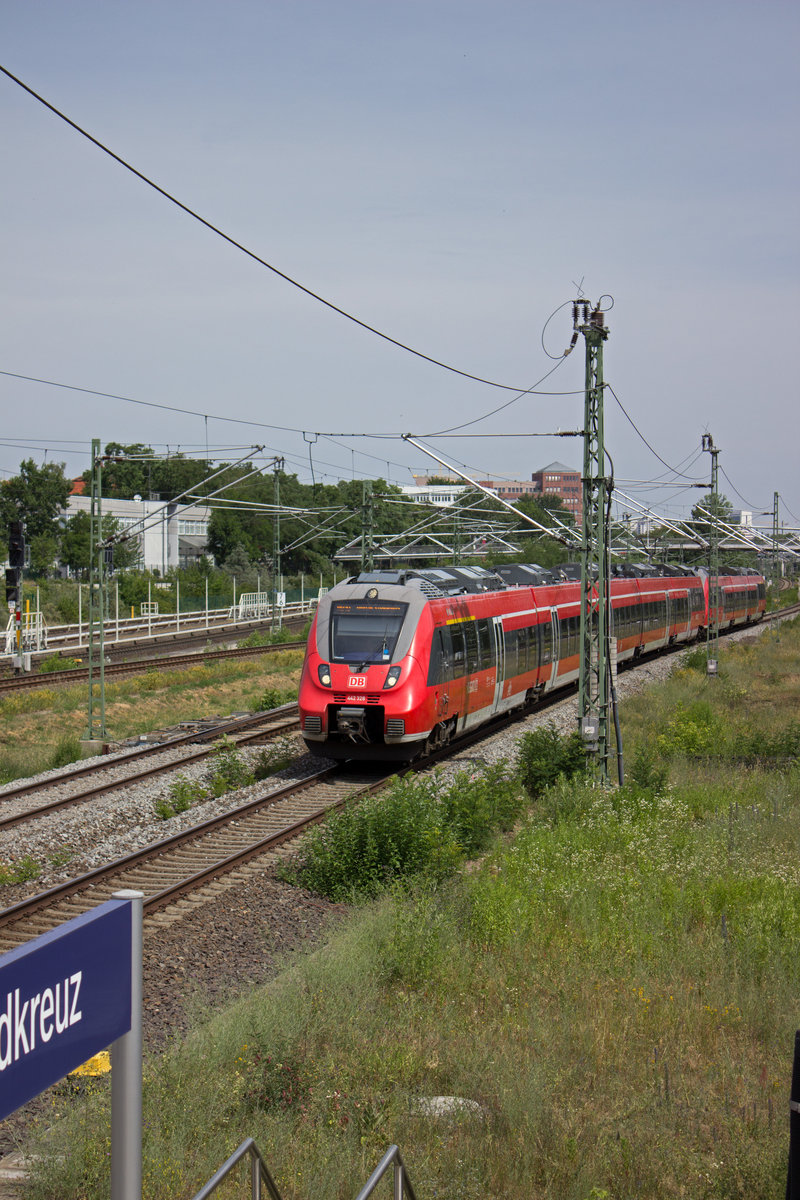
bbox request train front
[298,577,434,761]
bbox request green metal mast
[702,433,720,674]
[361,481,374,572]
[772,491,780,607]
[85,438,107,741]
[272,459,284,632]
[575,300,610,781]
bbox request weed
[627,742,669,793]
[254,686,295,712]
[167,774,208,813]
[50,734,82,769]
[287,764,524,901]
[0,855,41,885]
[48,847,74,871]
[207,736,254,797]
[253,738,295,779]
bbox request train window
[427,627,453,686]
[463,620,479,674]
[329,600,408,665]
[561,613,580,657]
[503,628,518,677]
[517,625,530,673]
[477,619,494,670]
[450,624,466,677]
[540,618,553,665]
[528,623,541,670]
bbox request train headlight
[318,663,332,687]
[383,665,402,689]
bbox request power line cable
[2,63,544,395]
[605,383,707,481]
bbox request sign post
[111,891,143,1200]
[0,891,143,1199]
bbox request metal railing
[190,1139,283,1200]
[190,1140,418,1200]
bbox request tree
[59,512,140,576]
[82,443,212,502]
[0,458,71,543]
[691,492,734,539]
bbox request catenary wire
[2,63,545,396]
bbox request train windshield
[329,600,408,666]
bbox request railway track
[0,639,305,694]
[0,764,390,951]
[1,607,795,953]
[0,705,300,830]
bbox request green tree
[84,443,212,502]
[0,459,71,543]
[691,492,734,539]
[29,534,59,578]
[59,512,140,576]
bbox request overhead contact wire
[2,63,536,395]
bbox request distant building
[64,495,211,572]
[530,462,582,524]
[401,483,471,507]
[410,464,582,523]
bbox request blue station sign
[0,897,133,1122]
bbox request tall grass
[24,623,800,1198]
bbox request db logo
[348,675,367,689]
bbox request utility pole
[702,433,720,674]
[85,438,107,742]
[772,491,781,606]
[272,459,284,632]
[575,300,610,781]
[361,481,374,572]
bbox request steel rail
[0,711,300,833]
[0,705,298,806]
[0,639,305,693]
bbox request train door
[543,607,560,690]
[492,616,505,712]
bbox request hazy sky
[2,0,798,531]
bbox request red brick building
[530,461,582,524]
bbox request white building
[66,495,211,573]
[400,484,474,507]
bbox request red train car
[298,565,765,762]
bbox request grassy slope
[0,650,303,784]
[23,622,800,1199]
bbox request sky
[2,0,798,534]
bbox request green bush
[254,687,295,712]
[656,701,725,758]
[626,742,669,793]
[287,765,525,901]
[516,723,586,800]
[39,654,82,673]
[741,720,800,762]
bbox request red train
[298,564,766,761]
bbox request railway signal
[8,521,25,568]
[4,568,19,606]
